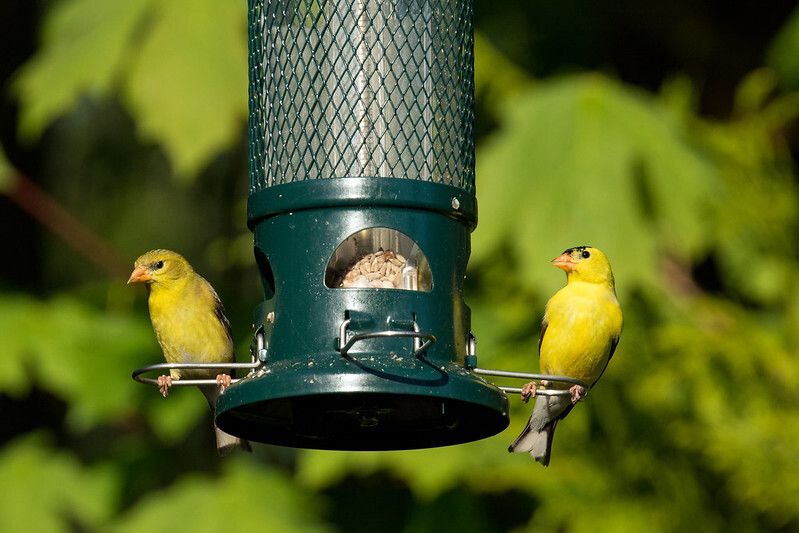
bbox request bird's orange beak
[127,265,151,284]
[552,252,575,272]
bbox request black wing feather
[213,296,233,346]
[538,319,548,357]
[590,334,620,387]
[212,290,236,378]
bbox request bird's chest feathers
[540,282,621,381]
[148,282,228,364]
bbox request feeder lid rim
[248,177,477,229]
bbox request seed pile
[338,250,410,288]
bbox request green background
[1,1,798,531]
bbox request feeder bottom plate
[215,361,509,450]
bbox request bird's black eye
[154,260,164,270]
[581,250,591,259]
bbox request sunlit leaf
[0,435,117,533]
[0,294,205,440]
[122,0,248,178]
[296,413,560,501]
[13,0,155,140]
[146,387,208,443]
[13,0,247,179]
[474,32,533,114]
[113,459,328,532]
[767,6,799,89]
[473,74,718,298]
[694,79,799,305]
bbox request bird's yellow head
[127,249,194,288]
[552,246,615,287]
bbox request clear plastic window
[326,228,432,291]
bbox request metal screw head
[266,311,275,323]
[451,197,460,210]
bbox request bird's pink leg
[216,374,232,393]
[569,384,587,404]
[520,381,537,403]
[157,375,173,397]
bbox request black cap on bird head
[551,245,615,287]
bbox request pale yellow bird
[509,246,622,465]
[128,249,250,455]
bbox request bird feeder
[132,0,591,450]
[209,0,511,450]
[132,0,604,450]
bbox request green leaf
[146,387,208,443]
[767,6,799,89]
[404,488,492,533]
[13,0,247,179]
[296,434,542,502]
[473,74,718,297]
[122,0,248,178]
[474,32,533,114]
[13,0,156,140]
[0,295,146,427]
[0,435,117,533]
[0,143,16,193]
[691,76,799,305]
[0,294,206,440]
[113,459,329,532]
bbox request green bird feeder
[211,0,509,450]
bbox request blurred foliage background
[1,1,799,531]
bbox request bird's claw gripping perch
[569,384,587,404]
[216,374,232,393]
[520,381,537,403]
[157,375,173,397]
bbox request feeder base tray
[215,359,509,450]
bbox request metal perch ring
[472,368,589,397]
[132,361,263,387]
[131,362,587,399]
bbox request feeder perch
[133,361,589,398]
[132,0,590,451]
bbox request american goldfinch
[128,249,250,455]
[509,246,622,465]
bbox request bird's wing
[608,334,620,362]
[590,334,620,387]
[209,285,237,377]
[211,289,234,346]
[538,318,548,357]
[199,274,233,347]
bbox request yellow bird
[128,249,250,455]
[509,246,622,465]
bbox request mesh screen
[248,0,475,193]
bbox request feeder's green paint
[215,179,509,449]
[217,0,508,450]
[246,178,478,230]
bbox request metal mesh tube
[248,0,475,192]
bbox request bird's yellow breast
[539,281,622,385]
[147,275,233,380]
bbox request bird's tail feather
[537,421,557,466]
[203,386,252,455]
[215,426,252,456]
[507,422,556,466]
[508,393,571,465]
